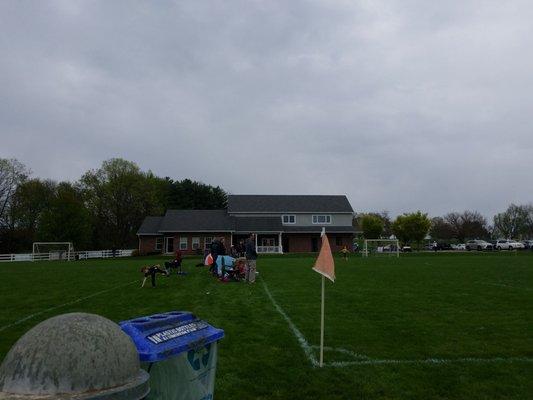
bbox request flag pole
[319,226,326,367]
[320,274,325,367]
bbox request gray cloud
[1,0,532,218]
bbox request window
[155,237,163,251]
[312,215,331,224]
[336,236,342,246]
[192,237,200,250]
[262,238,275,246]
[282,215,296,224]
[204,237,213,250]
[179,237,188,250]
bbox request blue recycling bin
[120,311,224,400]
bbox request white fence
[0,249,134,263]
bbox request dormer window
[312,215,331,224]
[282,215,296,224]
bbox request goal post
[363,239,400,258]
[32,242,75,261]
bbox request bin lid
[119,311,224,362]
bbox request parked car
[465,240,493,251]
[495,239,525,250]
[401,245,412,252]
[522,240,533,249]
[451,243,466,250]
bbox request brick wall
[139,232,232,256]
[285,233,353,253]
[139,236,159,254]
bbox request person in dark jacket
[210,237,226,275]
[245,234,258,283]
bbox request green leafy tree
[166,178,227,209]
[361,214,384,239]
[80,159,165,249]
[392,211,431,248]
[9,179,56,250]
[38,182,91,249]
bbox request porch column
[279,232,283,254]
[255,233,258,252]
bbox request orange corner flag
[312,232,335,282]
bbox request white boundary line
[261,279,533,368]
[0,280,137,333]
[261,279,319,367]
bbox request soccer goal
[32,242,74,261]
[362,239,400,258]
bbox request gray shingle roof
[137,216,163,235]
[158,210,234,232]
[227,195,354,213]
[234,217,283,233]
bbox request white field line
[262,279,533,368]
[325,356,533,367]
[0,280,137,333]
[261,279,319,367]
[479,282,532,291]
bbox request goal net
[363,239,399,258]
[32,242,74,261]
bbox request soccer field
[1,252,532,399]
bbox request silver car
[465,240,493,251]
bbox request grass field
[1,252,532,399]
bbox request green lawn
[1,252,532,399]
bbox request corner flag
[312,228,335,367]
[312,229,335,282]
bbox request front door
[165,237,174,254]
[311,237,318,252]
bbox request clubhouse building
[137,195,355,255]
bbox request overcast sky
[1,1,532,218]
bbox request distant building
[137,195,355,254]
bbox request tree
[392,211,431,247]
[166,178,227,209]
[38,182,91,249]
[444,211,489,242]
[430,217,455,240]
[0,159,29,229]
[493,204,533,239]
[80,159,165,249]
[354,211,391,237]
[360,214,384,239]
[9,179,56,250]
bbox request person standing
[245,233,258,283]
[340,245,349,261]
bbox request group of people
[140,234,259,288]
[206,234,258,283]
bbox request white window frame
[204,236,213,250]
[312,215,331,224]
[179,237,188,250]
[155,237,163,251]
[282,215,296,224]
[192,237,200,250]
